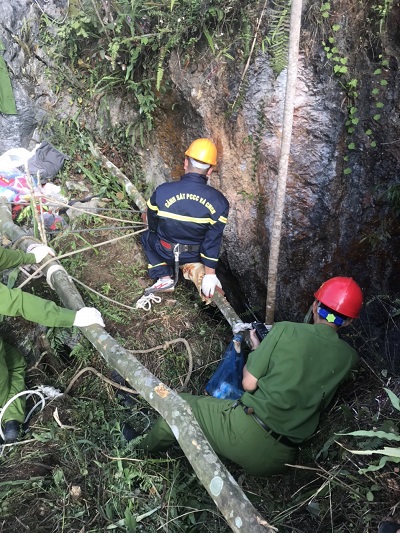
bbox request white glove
[27,243,55,263]
[201,274,222,297]
[73,307,105,328]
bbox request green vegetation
[39,0,254,144]
[318,0,394,180]
[337,388,400,474]
[263,0,291,75]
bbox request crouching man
[130,277,362,477]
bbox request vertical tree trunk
[265,0,303,325]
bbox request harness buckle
[173,243,180,261]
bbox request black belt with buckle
[160,239,200,253]
[251,413,298,448]
[239,403,298,449]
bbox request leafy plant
[337,388,400,473]
[373,0,395,32]
[263,0,291,75]
[39,0,251,143]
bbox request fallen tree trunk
[0,199,276,533]
[88,142,148,213]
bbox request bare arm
[242,330,262,391]
[242,365,258,392]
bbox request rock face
[0,0,137,153]
[1,1,399,368]
[159,48,399,321]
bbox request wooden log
[88,142,148,213]
[265,0,303,325]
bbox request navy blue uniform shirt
[147,173,229,268]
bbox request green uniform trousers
[0,339,26,424]
[140,393,298,477]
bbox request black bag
[28,141,69,182]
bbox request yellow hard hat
[185,138,217,166]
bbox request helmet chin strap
[317,305,345,326]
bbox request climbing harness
[159,240,201,291]
[140,241,198,302]
[173,243,180,288]
[135,293,162,311]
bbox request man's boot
[3,420,21,443]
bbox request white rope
[0,385,62,441]
[135,293,162,311]
[18,264,43,280]
[232,322,254,334]
[0,390,45,441]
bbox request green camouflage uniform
[140,321,358,477]
[0,247,75,423]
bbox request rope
[11,234,144,312]
[63,338,194,396]
[0,389,46,441]
[0,341,193,446]
[17,228,145,289]
[135,293,162,311]
[11,236,46,280]
[10,235,35,249]
[70,276,138,311]
[128,338,194,391]
[18,264,43,280]
[47,225,140,235]
[63,367,139,396]
[11,203,141,214]
[40,196,145,225]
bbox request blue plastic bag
[205,334,245,400]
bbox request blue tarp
[205,334,245,400]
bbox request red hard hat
[314,277,363,318]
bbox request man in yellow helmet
[141,139,229,297]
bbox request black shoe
[3,420,21,443]
[121,423,140,442]
[379,521,400,533]
[111,370,137,408]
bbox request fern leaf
[265,0,291,75]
